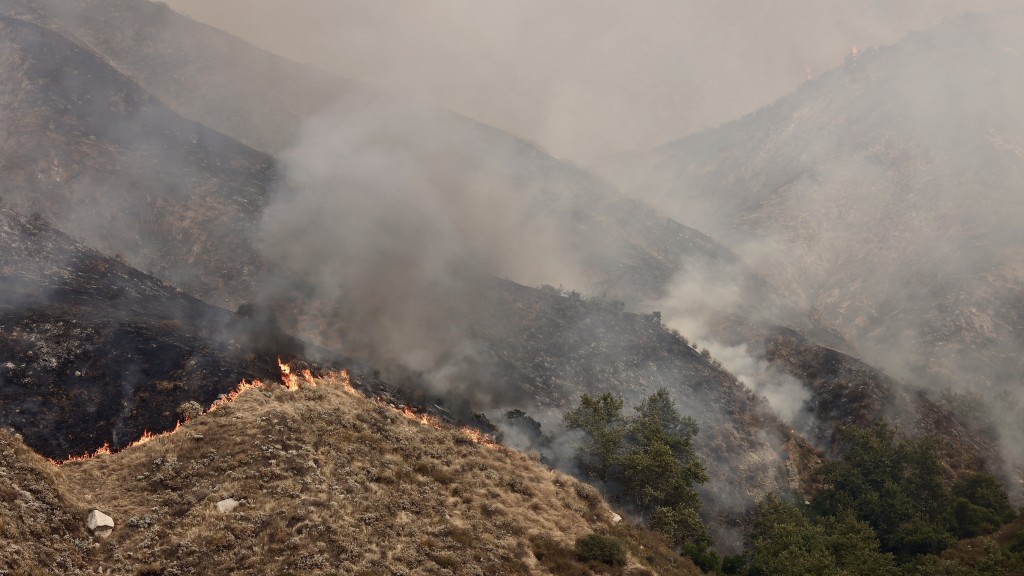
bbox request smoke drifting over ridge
[607,11,1024,492]
[165,0,1020,163]
[7,0,1024,549]
[254,91,812,433]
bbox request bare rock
[87,509,114,538]
[216,498,240,514]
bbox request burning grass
[54,358,502,465]
[1,365,700,574]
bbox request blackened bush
[575,533,627,566]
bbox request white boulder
[216,498,240,514]
[87,509,114,538]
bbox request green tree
[621,390,709,547]
[950,473,1017,539]
[814,422,954,558]
[564,393,627,482]
[564,389,710,551]
[748,495,898,576]
[749,495,834,576]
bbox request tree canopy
[564,389,710,550]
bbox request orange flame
[459,426,502,450]
[398,405,439,428]
[331,369,356,396]
[131,429,157,448]
[59,441,112,464]
[208,378,264,412]
[52,356,504,464]
[278,357,300,391]
[125,420,185,450]
[394,403,501,449]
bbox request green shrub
[575,533,627,566]
[950,473,1016,539]
[1008,531,1024,555]
[683,542,721,573]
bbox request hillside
[0,206,298,460]
[0,5,826,542]
[0,0,794,312]
[606,11,1024,401]
[0,13,274,305]
[604,12,1024,498]
[0,0,363,156]
[1,0,1013,563]
[0,373,702,576]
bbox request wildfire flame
[851,45,859,58]
[278,357,300,391]
[331,369,357,396]
[400,405,441,428]
[395,403,501,450]
[125,420,185,450]
[53,355,499,463]
[208,378,264,412]
[459,426,502,449]
[60,441,112,463]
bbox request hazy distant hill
[0,13,274,305]
[0,0,791,310]
[0,0,356,156]
[608,11,1024,400]
[0,7,813,545]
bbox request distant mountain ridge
[606,11,1024,399]
[0,0,1012,553]
[0,6,810,545]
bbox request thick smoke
[607,10,1024,490]
[165,0,1021,164]
[653,264,815,430]
[257,97,466,375]
[256,94,596,399]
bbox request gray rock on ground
[87,509,114,538]
[216,498,240,514]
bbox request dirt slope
[0,376,702,576]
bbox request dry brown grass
[0,377,701,575]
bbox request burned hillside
[0,207,294,460]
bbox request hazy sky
[163,1,1019,163]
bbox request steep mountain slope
[763,328,1002,480]
[0,379,703,575]
[0,0,357,156]
[0,0,790,312]
[0,8,809,543]
[3,0,1001,549]
[0,13,273,305]
[0,207,302,460]
[608,11,1024,398]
